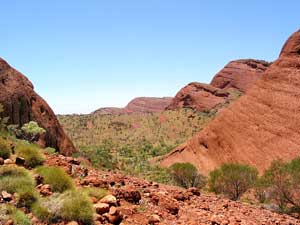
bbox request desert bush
[145,166,174,185]
[0,166,35,193]
[44,147,56,155]
[21,121,45,142]
[81,187,108,200]
[35,166,74,192]
[169,163,207,189]
[0,137,10,159]
[0,166,37,209]
[32,190,93,224]
[15,142,45,168]
[209,163,258,200]
[259,158,300,214]
[1,205,31,225]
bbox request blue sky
[1,1,299,114]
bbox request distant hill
[166,59,271,112]
[93,97,173,114]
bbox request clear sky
[1,1,299,114]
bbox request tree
[259,158,300,214]
[21,121,45,142]
[208,163,258,200]
[169,162,206,189]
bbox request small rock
[100,194,117,206]
[109,206,118,215]
[107,213,123,224]
[1,191,12,201]
[174,193,186,201]
[34,174,44,185]
[187,187,201,196]
[4,159,13,165]
[38,184,52,196]
[66,222,79,225]
[94,203,110,215]
[148,214,161,224]
[5,219,14,225]
[114,188,141,204]
[15,156,25,166]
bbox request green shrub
[169,162,207,189]
[0,166,35,193]
[81,187,108,200]
[15,143,45,168]
[21,121,45,142]
[11,208,31,225]
[0,137,10,159]
[44,147,56,155]
[1,205,31,225]
[146,166,174,185]
[32,190,93,224]
[35,166,74,192]
[60,191,94,224]
[209,163,258,200]
[0,166,37,209]
[259,158,300,214]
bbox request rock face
[210,59,271,92]
[0,58,76,155]
[94,97,172,114]
[160,30,300,174]
[166,59,271,112]
[166,83,230,112]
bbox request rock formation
[166,59,271,112]
[94,97,172,114]
[210,59,271,92]
[0,57,76,155]
[160,30,300,174]
[166,83,230,112]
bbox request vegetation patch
[35,166,74,193]
[0,166,37,209]
[32,190,94,224]
[209,163,258,200]
[0,137,11,159]
[80,187,108,201]
[169,162,207,189]
[15,142,45,168]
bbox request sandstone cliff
[166,59,271,112]
[0,58,76,155]
[160,30,300,174]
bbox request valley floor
[46,154,300,225]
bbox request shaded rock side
[0,58,76,155]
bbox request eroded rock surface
[0,58,76,155]
[160,30,300,174]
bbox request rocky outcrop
[0,57,76,155]
[94,97,172,114]
[45,153,300,225]
[160,30,300,174]
[166,83,230,112]
[210,59,271,92]
[166,59,271,112]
